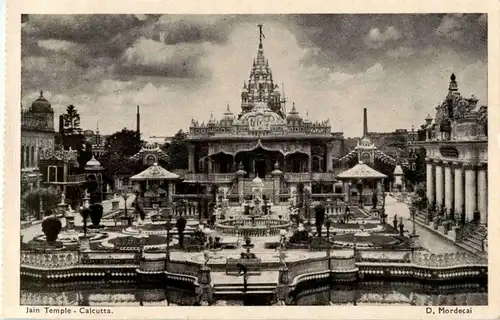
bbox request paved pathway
[384,195,466,254]
[21,193,136,243]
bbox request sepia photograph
[9,7,495,317]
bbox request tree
[165,130,188,170]
[61,105,85,150]
[22,188,60,220]
[100,128,143,179]
[404,147,426,186]
[62,105,82,135]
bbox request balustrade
[166,260,200,278]
[21,250,80,268]
[412,251,487,267]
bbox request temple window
[145,155,156,166]
[31,146,35,168]
[47,166,57,183]
[21,145,25,168]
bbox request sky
[21,14,487,138]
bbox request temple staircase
[457,225,487,256]
[213,282,277,296]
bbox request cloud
[386,46,416,59]
[120,37,213,78]
[37,39,80,53]
[435,14,463,40]
[20,14,488,138]
[365,26,401,49]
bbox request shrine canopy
[337,161,387,180]
[130,163,181,181]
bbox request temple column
[435,161,444,208]
[207,158,213,173]
[464,164,477,222]
[271,163,283,205]
[326,145,333,172]
[453,163,464,218]
[426,160,435,204]
[188,145,195,172]
[477,164,487,225]
[444,162,453,213]
[307,154,312,173]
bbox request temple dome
[83,129,95,136]
[393,164,404,175]
[286,104,302,122]
[222,105,234,121]
[84,156,103,171]
[143,141,159,150]
[31,91,53,113]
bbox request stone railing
[287,254,357,286]
[284,173,310,182]
[166,260,201,279]
[311,172,340,181]
[179,173,235,183]
[21,250,80,269]
[67,174,86,183]
[80,251,141,265]
[215,218,291,237]
[356,250,411,263]
[412,251,487,267]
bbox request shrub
[89,203,104,227]
[42,217,62,243]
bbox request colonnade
[426,159,487,224]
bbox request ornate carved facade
[185,26,344,193]
[21,91,56,190]
[420,74,488,225]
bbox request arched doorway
[235,147,283,178]
[285,152,309,173]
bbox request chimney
[363,108,368,137]
[136,105,140,140]
[59,114,64,134]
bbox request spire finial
[40,90,43,97]
[226,104,230,112]
[449,73,458,92]
[258,24,264,47]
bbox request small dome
[252,176,264,187]
[84,156,103,171]
[394,164,404,175]
[286,103,302,122]
[30,91,53,113]
[222,105,234,121]
[273,86,281,95]
[144,141,159,150]
[83,129,95,136]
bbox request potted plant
[244,236,252,246]
[442,220,450,234]
[42,217,62,245]
[89,203,104,228]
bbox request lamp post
[166,216,172,262]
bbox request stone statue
[60,192,66,204]
[84,189,90,199]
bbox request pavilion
[129,163,182,211]
[337,161,387,208]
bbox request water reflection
[292,280,488,306]
[21,280,487,306]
